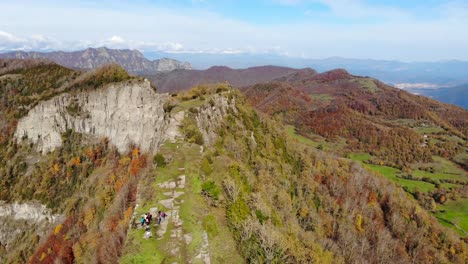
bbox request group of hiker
[140,210,167,227]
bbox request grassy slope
[285,125,347,152]
[120,141,243,263]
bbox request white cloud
[0,31,24,43]
[108,35,125,44]
[0,1,467,60]
[0,31,192,54]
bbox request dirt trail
[156,173,211,264]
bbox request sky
[0,0,468,61]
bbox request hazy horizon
[1,0,468,61]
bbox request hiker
[145,212,150,225]
[147,212,153,224]
[140,216,145,227]
[143,225,152,239]
[157,211,162,225]
[161,211,167,221]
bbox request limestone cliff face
[195,94,237,146]
[0,201,63,250]
[15,79,183,154]
[155,58,192,72]
[0,202,63,223]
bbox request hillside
[147,65,310,92]
[0,60,466,263]
[243,69,468,237]
[0,47,192,74]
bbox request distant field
[348,153,436,192]
[352,78,381,93]
[285,125,318,147]
[413,126,445,135]
[434,199,468,237]
[348,152,467,237]
[309,93,333,102]
[412,156,467,183]
[453,152,468,168]
[285,125,347,152]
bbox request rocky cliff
[0,202,63,253]
[0,47,192,74]
[15,79,184,154]
[195,94,237,145]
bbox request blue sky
[0,0,467,61]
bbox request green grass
[444,135,465,144]
[309,93,333,102]
[440,182,461,189]
[453,151,468,168]
[121,142,200,263]
[348,153,372,162]
[352,78,381,92]
[121,137,243,263]
[412,156,467,183]
[386,118,418,126]
[120,229,165,264]
[348,153,436,192]
[172,97,210,113]
[412,125,444,135]
[285,125,318,147]
[285,125,347,152]
[434,198,468,237]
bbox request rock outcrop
[0,201,63,223]
[155,58,192,72]
[0,201,63,250]
[15,79,183,154]
[195,94,237,146]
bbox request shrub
[153,153,167,167]
[255,210,270,224]
[226,198,250,226]
[180,117,204,145]
[201,180,221,200]
[163,102,175,113]
[201,157,213,176]
[203,214,219,238]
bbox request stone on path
[177,175,186,188]
[158,181,176,189]
[159,198,173,209]
[184,233,193,245]
[195,230,211,264]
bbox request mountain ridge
[147,65,310,92]
[0,47,192,74]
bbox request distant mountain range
[144,51,468,87]
[147,65,309,92]
[0,47,192,74]
[1,47,465,108]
